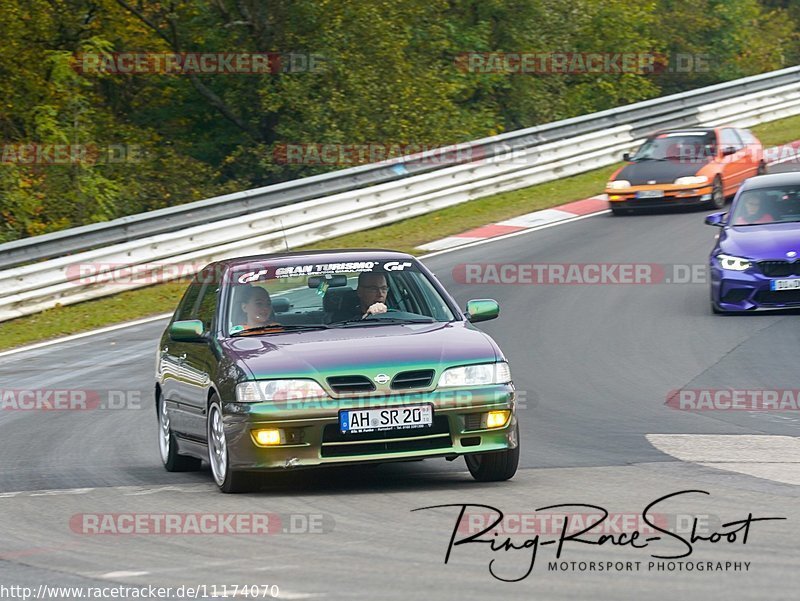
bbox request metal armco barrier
[2,66,800,321]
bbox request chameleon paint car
[606,127,764,214]
[706,173,800,313]
[155,250,519,492]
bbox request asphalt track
[2,165,800,600]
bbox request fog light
[253,428,282,446]
[485,410,510,429]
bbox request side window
[196,282,219,333]
[720,128,743,151]
[173,283,202,322]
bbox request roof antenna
[278,218,290,252]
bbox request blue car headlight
[716,253,752,271]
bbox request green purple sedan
[155,250,519,492]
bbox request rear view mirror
[169,319,205,342]
[705,212,726,227]
[622,152,631,162]
[308,274,348,289]
[721,146,737,156]
[465,299,500,323]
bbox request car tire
[711,176,725,208]
[465,424,520,482]
[158,393,202,472]
[711,300,724,314]
[207,396,258,493]
[610,207,625,216]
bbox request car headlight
[674,176,709,186]
[716,253,752,271]
[438,362,511,388]
[236,379,328,402]
[607,180,631,189]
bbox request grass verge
[4,113,800,351]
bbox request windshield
[730,186,800,226]
[225,259,457,335]
[632,132,715,162]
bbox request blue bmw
[706,172,800,313]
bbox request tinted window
[720,128,743,151]
[731,186,800,225]
[632,132,715,162]
[174,283,202,322]
[196,282,219,333]
[226,260,457,334]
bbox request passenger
[734,195,774,225]
[239,286,280,328]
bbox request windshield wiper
[230,324,330,337]
[330,316,436,327]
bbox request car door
[718,128,749,194]
[159,281,202,436]
[179,277,221,438]
[736,128,762,177]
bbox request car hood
[615,160,706,185]
[221,322,500,382]
[720,222,800,259]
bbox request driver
[357,272,389,317]
[735,194,774,225]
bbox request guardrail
[2,66,800,322]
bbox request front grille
[320,415,451,457]
[754,290,800,305]
[391,369,435,390]
[327,375,375,394]
[321,435,451,457]
[757,261,800,277]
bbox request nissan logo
[374,374,390,385]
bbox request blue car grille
[755,290,800,304]
[757,260,800,277]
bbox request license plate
[771,279,800,291]
[636,190,664,198]
[339,404,433,433]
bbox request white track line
[647,434,800,486]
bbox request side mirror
[465,299,499,323]
[705,212,726,227]
[721,146,737,156]
[622,152,631,162]
[169,319,206,342]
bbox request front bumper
[607,186,713,209]
[710,263,800,311]
[221,385,517,470]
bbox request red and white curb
[418,195,609,252]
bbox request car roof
[739,172,800,191]
[206,249,417,271]
[650,128,716,137]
